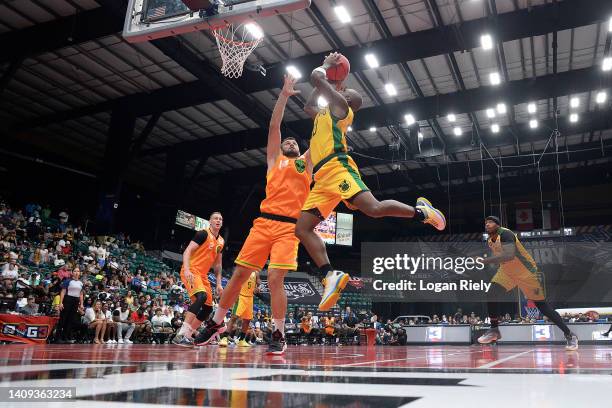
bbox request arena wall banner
[259,277,321,305]
[0,314,59,344]
[361,241,612,302]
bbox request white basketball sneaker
[318,270,350,311]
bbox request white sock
[274,319,285,336]
[213,307,228,324]
[178,322,192,337]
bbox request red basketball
[326,54,350,82]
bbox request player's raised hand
[323,52,341,67]
[281,74,301,97]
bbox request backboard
[123,0,311,43]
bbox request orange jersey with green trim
[182,228,224,276]
[260,154,311,219]
[309,107,354,167]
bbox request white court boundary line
[477,349,535,369]
[339,349,485,367]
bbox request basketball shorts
[235,217,299,270]
[303,155,369,219]
[180,268,213,305]
[491,266,545,301]
[232,295,254,320]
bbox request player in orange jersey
[173,212,224,346]
[195,74,311,355]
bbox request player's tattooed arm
[481,242,516,265]
[311,52,349,119]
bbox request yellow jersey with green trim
[239,271,257,297]
[309,106,354,168]
[487,227,537,274]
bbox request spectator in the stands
[149,276,161,291]
[84,300,107,344]
[15,290,27,311]
[102,303,116,343]
[1,257,19,286]
[114,303,135,344]
[131,307,152,340]
[21,296,39,316]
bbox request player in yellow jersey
[477,216,578,350]
[295,52,447,311]
[218,270,260,347]
[173,212,224,346]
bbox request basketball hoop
[212,22,264,78]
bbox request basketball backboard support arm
[123,0,311,43]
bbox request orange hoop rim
[212,27,262,48]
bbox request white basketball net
[212,22,263,78]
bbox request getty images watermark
[371,253,491,293]
[361,242,612,303]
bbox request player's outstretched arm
[311,52,349,119]
[482,243,516,265]
[267,74,300,170]
[304,87,321,119]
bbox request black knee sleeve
[196,304,213,322]
[188,292,206,315]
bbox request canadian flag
[516,202,533,230]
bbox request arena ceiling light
[317,96,328,108]
[480,34,493,50]
[596,91,607,104]
[365,53,379,68]
[244,23,264,39]
[491,123,500,133]
[384,83,397,96]
[453,127,462,136]
[569,113,579,123]
[285,65,302,79]
[529,119,538,129]
[486,108,496,118]
[603,57,612,72]
[334,5,351,23]
[496,103,507,114]
[527,102,537,114]
[404,114,416,125]
[489,72,501,85]
[609,16,612,32]
[570,97,580,108]
[369,126,377,132]
[447,113,456,122]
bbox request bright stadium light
[603,57,612,72]
[347,126,353,132]
[491,123,500,133]
[334,5,351,23]
[596,91,607,104]
[570,97,580,108]
[447,113,456,122]
[385,83,397,96]
[486,108,496,118]
[481,34,493,50]
[369,126,377,132]
[527,102,536,114]
[285,65,302,79]
[317,96,328,108]
[569,113,579,123]
[405,114,416,125]
[365,53,379,68]
[245,23,264,39]
[529,119,538,129]
[453,127,462,136]
[489,72,501,85]
[496,103,507,114]
[609,16,612,32]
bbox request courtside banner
[0,314,59,344]
[259,277,321,305]
[361,242,612,302]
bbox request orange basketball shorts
[180,268,213,305]
[235,217,299,271]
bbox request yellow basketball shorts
[232,295,254,320]
[302,155,369,219]
[491,265,545,301]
